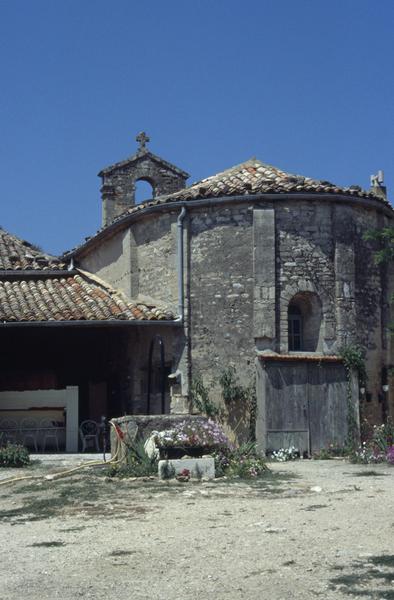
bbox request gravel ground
[0,457,393,600]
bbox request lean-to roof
[0,273,174,323]
[0,229,175,324]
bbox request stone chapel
[0,133,392,452]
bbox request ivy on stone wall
[364,226,394,265]
[364,226,394,379]
[364,226,394,336]
[340,344,367,387]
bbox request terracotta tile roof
[0,273,175,323]
[65,158,392,257]
[0,228,67,271]
[152,158,388,204]
[106,158,392,225]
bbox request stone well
[110,414,210,462]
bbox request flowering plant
[351,418,394,465]
[386,446,394,465]
[270,446,300,462]
[213,442,269,478]
[176,468,191,482]
[153,419,230,449]
[233,455,268,478]
[352,443,386,464]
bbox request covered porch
[0,322,183,452]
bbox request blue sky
[0,0,393,255]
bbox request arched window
[288,292,322,352]
[135,179,154,204]
[288,304,303,351]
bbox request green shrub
[107,438,157,478]
[312,445,348,460]
[214,442,269,478]
[0,443,30,468]
[370,419,394,453]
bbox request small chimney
[370,170,387,199]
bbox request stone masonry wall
[189,205,255,382]
[352,207,393,422]
[276,202,336,354]
[79,195,393,429]
[188,205,255,440]
[188,200,392,430]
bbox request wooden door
[263,361,348,454]
[265,362,310,454]
[308,363,348,453]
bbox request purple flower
[386,446,394,465]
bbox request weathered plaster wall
[79,212,179,309]
[132,212,179,309]
[79,229,133,298]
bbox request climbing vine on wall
[364,226,394,375]
[340,344,366,450]
[219,366,257,441]
[189,375,220,418]
[340,344,367,387]
[190,366,257,440]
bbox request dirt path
[0,459,393,600]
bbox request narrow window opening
[135,179,154,204]
[287,292,322,353]
[288,305,303,351]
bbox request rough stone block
[158,457,215,480]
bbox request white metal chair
[0,419,18,444]
[40,418,59,452]
[20,417,38,452]
[79,420,100,452]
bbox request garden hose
[0,420,123,487]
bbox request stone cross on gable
[136,131,150,151]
